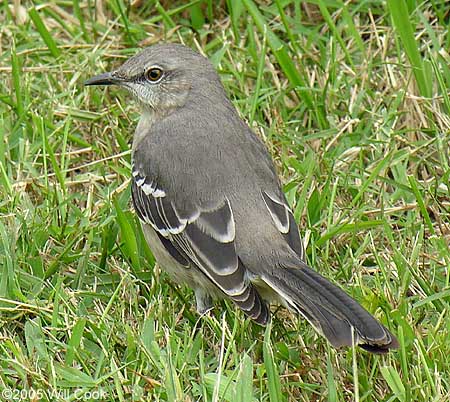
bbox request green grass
[1,1,449,401]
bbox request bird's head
[85,43,222,115]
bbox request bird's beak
[84,72,121,86]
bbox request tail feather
[263,264,398,353]
[233,282,269,325]
[233,261,269,325]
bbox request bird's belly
[141,223,222,297]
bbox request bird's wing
[236,127,306,262]
[261,190,305,261]
[131,167,269,324]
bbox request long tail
[263,264,398,353]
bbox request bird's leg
[194,288,213,315]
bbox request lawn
[0,1,449,401]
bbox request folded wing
[132,168,269,324]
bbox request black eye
[145,67,163,82]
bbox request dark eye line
[134,75,147,84]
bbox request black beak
[84,72,120,86]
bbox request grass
[0,0,449,401]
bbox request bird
[85,43,398,353]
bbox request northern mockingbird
[86,43,398,353]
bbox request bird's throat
[132,110,156,151]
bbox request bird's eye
[145,67,163,82]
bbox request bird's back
[133,97,300,270]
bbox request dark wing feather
[261,191,305,261]
[132,168,268,324]
[155,231,189,266]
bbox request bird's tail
[263,264,398,353]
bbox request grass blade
[316,220,384,247]
[113,195,140,273]
[263,323,282,402]
[28,7,61,58]
[387,0,431,97]
[316,0,354,68]
[380,366,406,402]
[408,176,434,234]
[235,353,253,402]
[189,1,205,30]
[10,41,24,118]
[73,0,90,42]
[326,350,338,402]
[65,318,87,366]
[242,0,316,116]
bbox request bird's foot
[195,289,214,316]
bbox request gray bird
[85,43,398,353]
